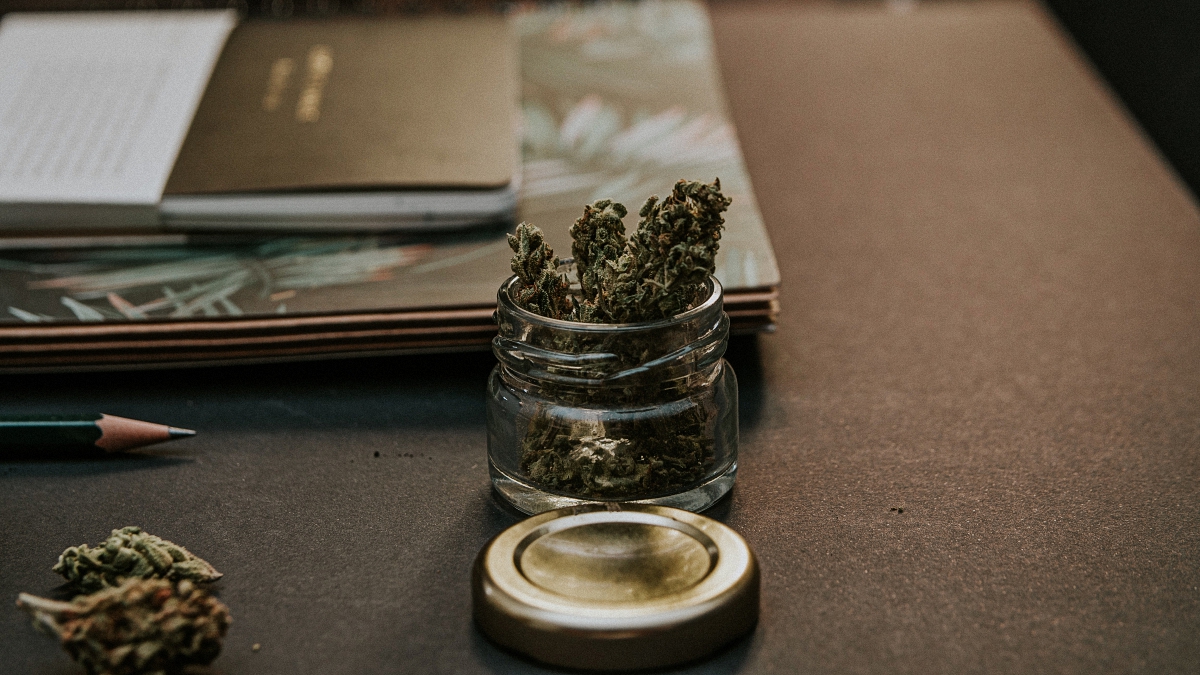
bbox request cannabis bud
[508,178,729,325]
[17,578,230,675]
[508,222,573,320]
[53,526,222,594]
[619,177,730,322]
[569,199,628,323]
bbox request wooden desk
[3,2,1198,672]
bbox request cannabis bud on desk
[53,526,223,593]
[18,579,230,675]
[17,527,229,675]
[488,178,739,513]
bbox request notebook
[0,11,519,232]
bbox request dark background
[1042,0,1200,198]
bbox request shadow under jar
[487,274,738,514]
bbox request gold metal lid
[472,503,759,671]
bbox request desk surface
[4,2,1199,673]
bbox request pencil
[0,414,196,452]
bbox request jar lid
[472,503,759,671]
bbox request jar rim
[496,274,723,332]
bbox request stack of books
[0,0,780,371]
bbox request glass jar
[487,274,738,514]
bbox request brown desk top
[3,2,1198,673]
[710,1,1200,670]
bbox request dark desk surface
[4,2,1199,673]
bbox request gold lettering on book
[262,57,295,111]
[296,45,332,123]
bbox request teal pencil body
[0,414,105,447]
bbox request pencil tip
[96,415,196,451]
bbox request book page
[0,11,237,205]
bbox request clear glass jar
[487,274,738,514]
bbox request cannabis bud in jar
[17,578,230,675]
[54,526,223,593]
[488,178,740,514]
